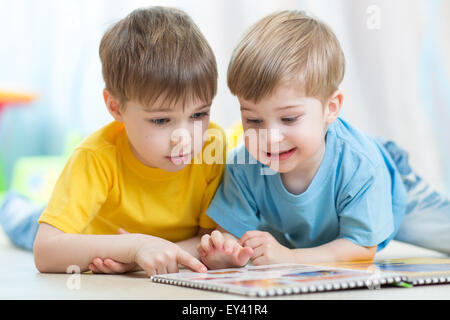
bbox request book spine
[151,275,408,297]
[151,277,233,295]
[412,276,450,286]
[253,276,408,297]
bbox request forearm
[291,239,377,264]
[34,224,144,273]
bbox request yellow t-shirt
[226,121,244,150]
[39,121,226,242]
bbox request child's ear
[325,90,343,124]
[103,89,124,122]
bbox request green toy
[0,156,6,204]
[10,156,67,206]
[8,131,84,206]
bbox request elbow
[33,238,55,273]
[33,240,47,273]
[336,240,377,262]
[364,245,377,261]
[34,259,50,274]
[349,245,377,262]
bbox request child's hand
[196,230,253,269]
[88,228,139,274]
[134,235,207,276]
[239,231,293,266]
[88,258,138,274]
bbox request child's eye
[246,118,263,125]
[281,116,300,123]
[151,118,170,125]
[191,112,209,119]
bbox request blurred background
[0,0,449,206]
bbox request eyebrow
[144,103,212,113]
[240,105,304,112]
[276,105,304,111]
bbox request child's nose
[170,127,192,147]
[266,128,284,145]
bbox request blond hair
[227,10,345,104]
[100,6,217,109]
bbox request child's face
[106,90,211,172]
[239,84,340,174]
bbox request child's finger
[104,258,134,273]
[93,258,114,274]
[176,250,207,273]
[210,230,224,250]
[235,247,254,266]
[142,265,156,277]
[251,255,265,266]
[250,246,264,261]
[118,228,130,234]
[196,244,207,257]
[167,259,179,274]
[241,236,264,249]
[224,238,236,254]
[200,234,212,252]
[88,263,102,274]
[238,230,263,246]
[155,262,168,275]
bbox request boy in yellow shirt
[32,7,227,276]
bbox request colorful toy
[9,131,83,206]
[0,157,5,198]
[0,90,37,204]
[0,90,37,116]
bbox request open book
[151,263,406,297]
[151,258,450,297]
[315,257,450,286]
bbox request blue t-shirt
[207,117,408,251]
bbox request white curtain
[0,0,449,194]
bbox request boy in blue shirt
[197,10,450,269]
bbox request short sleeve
[206,151,260,237]
[337,164,395,248]
[38,148,110,233]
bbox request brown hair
[227,10,345,104]
[99,6,217,109]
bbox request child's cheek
[244,138,268,165]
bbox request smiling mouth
[265,147,297,160]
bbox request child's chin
[265,161,297,174]
[163,162,189,172]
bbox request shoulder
[71,121,123,169]
[330,118,385,170]
[329,118,390,191]
[77,121,123,153]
